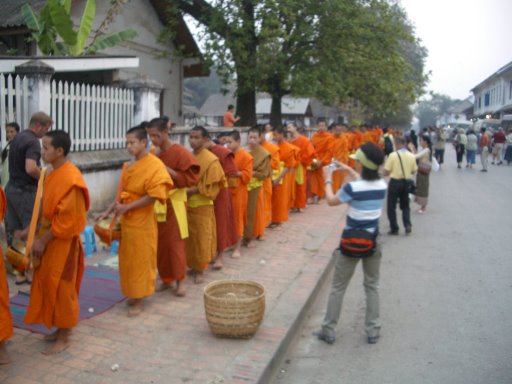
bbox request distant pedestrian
[409,129,418,151]
[223,104,240,127]
[434,127,446,168]
[383,136,417,235]
[314,142,386,345]
[491,127,506,165]
[504,128,512,165]
[479,127,489,172]
[1,122,20,188]
[414,135,432,213]
[454,128,467,169]
[466,130,478,168]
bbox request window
[484,92,490,106]
[509,80,512,100]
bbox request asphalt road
[271,146,512,384]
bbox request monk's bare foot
[128,299,143,317]
[42,329,70,355]
[194,272,204,284]
[231,249,241,259]
[244,239,256,248]
[126,298,137,306]
[155,282,171,292]
[269,223,282,231]
[256,236,266,241]
[175,282,186,297]
[0,342,10,365]
[43,331,59,342]
[212,259,223,270]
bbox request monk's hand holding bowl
[32,238,47,258]
[14,228,29,241]
[114,203,130,216]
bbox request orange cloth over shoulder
[0,187,13,341]
[24,162,90,329]
[310,131,333,198]
[118,154,173,299]
[230,148,253,237]
[332,133,350,193]
[291,135,316,209]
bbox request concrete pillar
[124,78,163,125]
[14,60,54,117]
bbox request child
[24,130,89,355]
[98,126,172,316]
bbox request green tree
[416,93,460,128]
[22,0,137,56]
[166,0,427,126]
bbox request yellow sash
[154,188,189,239]
[295,163,304,185]
[188,192,213,208]
[247,177,263,191]
[272,161,284,185]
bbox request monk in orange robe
[205,138,239,269]
[287,137,300,208]
[147,118,199,297]
[225,130,253,257]
[187,127,226,282]
[270,126,297,229]
[23,130,89,355]
[288,123,316,211]
[255,132,280,238]
[99,126,173,317]
[0,187,12,364]
[331,123,350,192]
[244,127,271,246]
[310,120,333,202]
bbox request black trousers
[387,178,411,232]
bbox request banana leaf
[85,29,138,55]
[70,0,96,55]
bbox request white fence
[1,74,135,152]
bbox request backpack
[384,136,393,155]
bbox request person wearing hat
[314,142,387,345]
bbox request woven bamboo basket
[93,218,121,246]
[204,279,265,339]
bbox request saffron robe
[256,141,280,234]
[0,187,13,340]
[118,154,173,299]
[332,133,350,193]
[24,162,89,329]
[186,148,226,272]
[291,135,316,209]
[230,148,253,236]
[209,145,239,251]
[310,131,334,198]
[244,145,271,238]
[157,144,199,284]
[272,141,297,223]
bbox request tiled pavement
[1,202,347,384]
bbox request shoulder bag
[397,152,416,195]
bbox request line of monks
[0,117,385,360]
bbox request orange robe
[254,141,280,237]
[118,154,173,299]
[310,131,334,198]
[0,187,13,341]
[230,148,253,237]
[157,144,199,284]
[332,134,350,193]
[24,162,89,329]
[288,143,300,207]
[272,141,297,223]
[291,135,316,209]
[245,145,271,239]
[209,145,239,251]
[186,148,226,272]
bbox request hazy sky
[399,0,512,100]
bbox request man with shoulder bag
[313,143,387,345]
[383,136,417,235]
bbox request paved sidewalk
[2,202,346,384]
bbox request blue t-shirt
[336,178,387,233]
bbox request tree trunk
[270,94,283,128]
[235,72,257,127]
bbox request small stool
[81,225,97,257]
[110,240,119,256]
